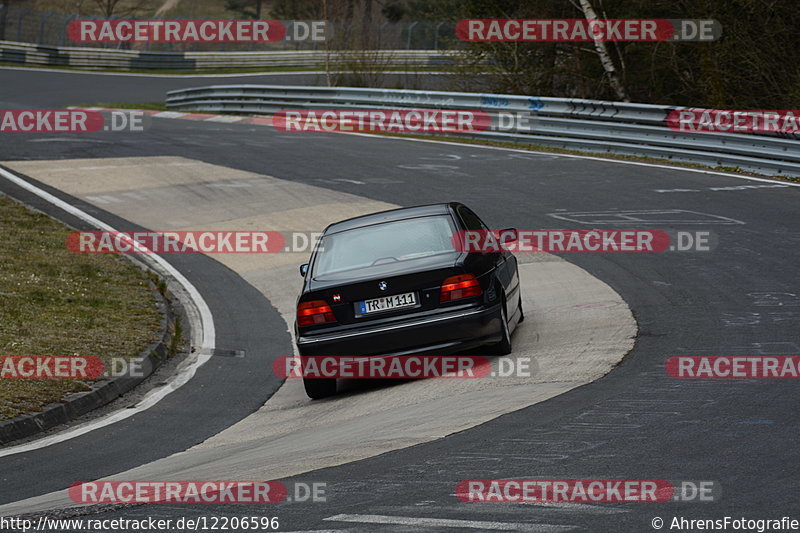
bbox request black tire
[517,294,525,323]
[303,377,336,399]
[491,297,513,355]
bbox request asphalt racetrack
[0,67,798,532]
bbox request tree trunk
[323,0,331,86]
[578,0,630,102]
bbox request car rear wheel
[491,297,513,355]
[303,377,336,399]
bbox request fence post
[61,15,75,46]
[379,22,390,50]
[434,22,445,50]
[406,21,418,50]
[0,3,7,41]
[39,11,54,44]
[16,8,29,41]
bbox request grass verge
[0,195,162,421]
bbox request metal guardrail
[166,85,800,177]
[0,40,453,69]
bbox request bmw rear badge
[378,281,388,291]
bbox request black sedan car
[295,202,523,398]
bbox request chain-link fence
[0,5,456,52]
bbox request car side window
[458,206,489,231]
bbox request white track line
[281,531,351,533]
[0,166,216,457]
[324,514,575,532]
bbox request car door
[456,205,520,317]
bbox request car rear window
[314,215,457,276]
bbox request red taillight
[440,274,483,302]
[297,300,336,326]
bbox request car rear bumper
[296,303,502,357]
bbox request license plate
[358,292,417,315]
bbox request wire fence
[0,5,457,52]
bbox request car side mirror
[498,228,518,244]
[299,263,309,277]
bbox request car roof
[323,202,462,235]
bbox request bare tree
[323,0,395,88]
[91,0,154,18]
[154,0,179,18]
[225,0,263,19]
[575,0,629,101]
[323,0,331,86]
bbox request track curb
[0,283,180,446]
